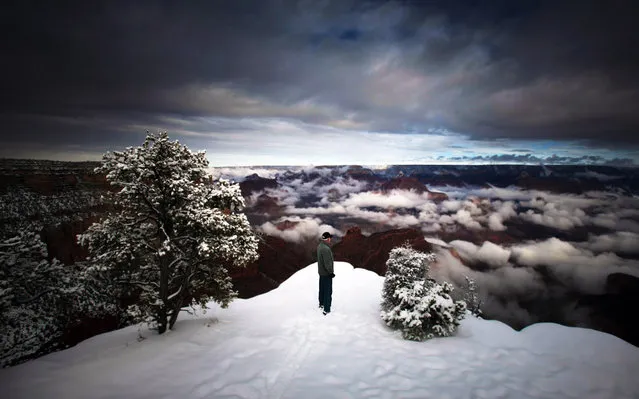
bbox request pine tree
[381,246,436,313]
[0,229,116,366]
[381,246,466,341]
[79,132,259,333]
[0,230,63,366]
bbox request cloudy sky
[2,0,638,166]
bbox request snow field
[1,262,638,399]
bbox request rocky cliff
[239,173,278,197]
[0,159,109,263]
[332,226,433,275]
[229,235,314,298]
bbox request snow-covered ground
[2,262,638,399]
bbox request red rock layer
[332,226,433,276]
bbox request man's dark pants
[318,275,333,312]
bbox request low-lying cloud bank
[450,240,511,268]
[276,184,639,237]
[430,249,546,328]
[258,216,339,244]
[433,234,639,329]
[236,167,639,331]
[448,237,639,294]
[582,231,639,254]
[214,166,639,240]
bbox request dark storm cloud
[2,1,290,110]
[2,0,639,156]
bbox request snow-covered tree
[462,276,482,317]
[381,246,466,341]
[0,230,115,366]
[79,132,259,333]
[0,230,69,366]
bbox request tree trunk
[168,299,181,330]
[168,273,190,330]
[158,257,169,334]
[157,212,173,334]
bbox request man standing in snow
[317,232,335,315]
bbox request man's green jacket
[317,241,334,276]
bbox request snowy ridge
[1,262,638,399]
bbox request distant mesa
[516,175,587,194]
[381,176,426,193]
[327,188,341,202]
[274,219,299,231]
[344,165,378,182]
[0,159,110,195]
[250,193,283,216]
[243,173,267,181]
[342,225,365,239]
[427,190,449,202]
[239,174,278,196]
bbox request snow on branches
[79,132,259,334]
[381,246,466,341]
[0,229,115,367]
[0,230,68,366]
[462,276,482,317]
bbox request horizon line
[1,158,637,169]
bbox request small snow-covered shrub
[381,246,466,341]
[462,276,482,317]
